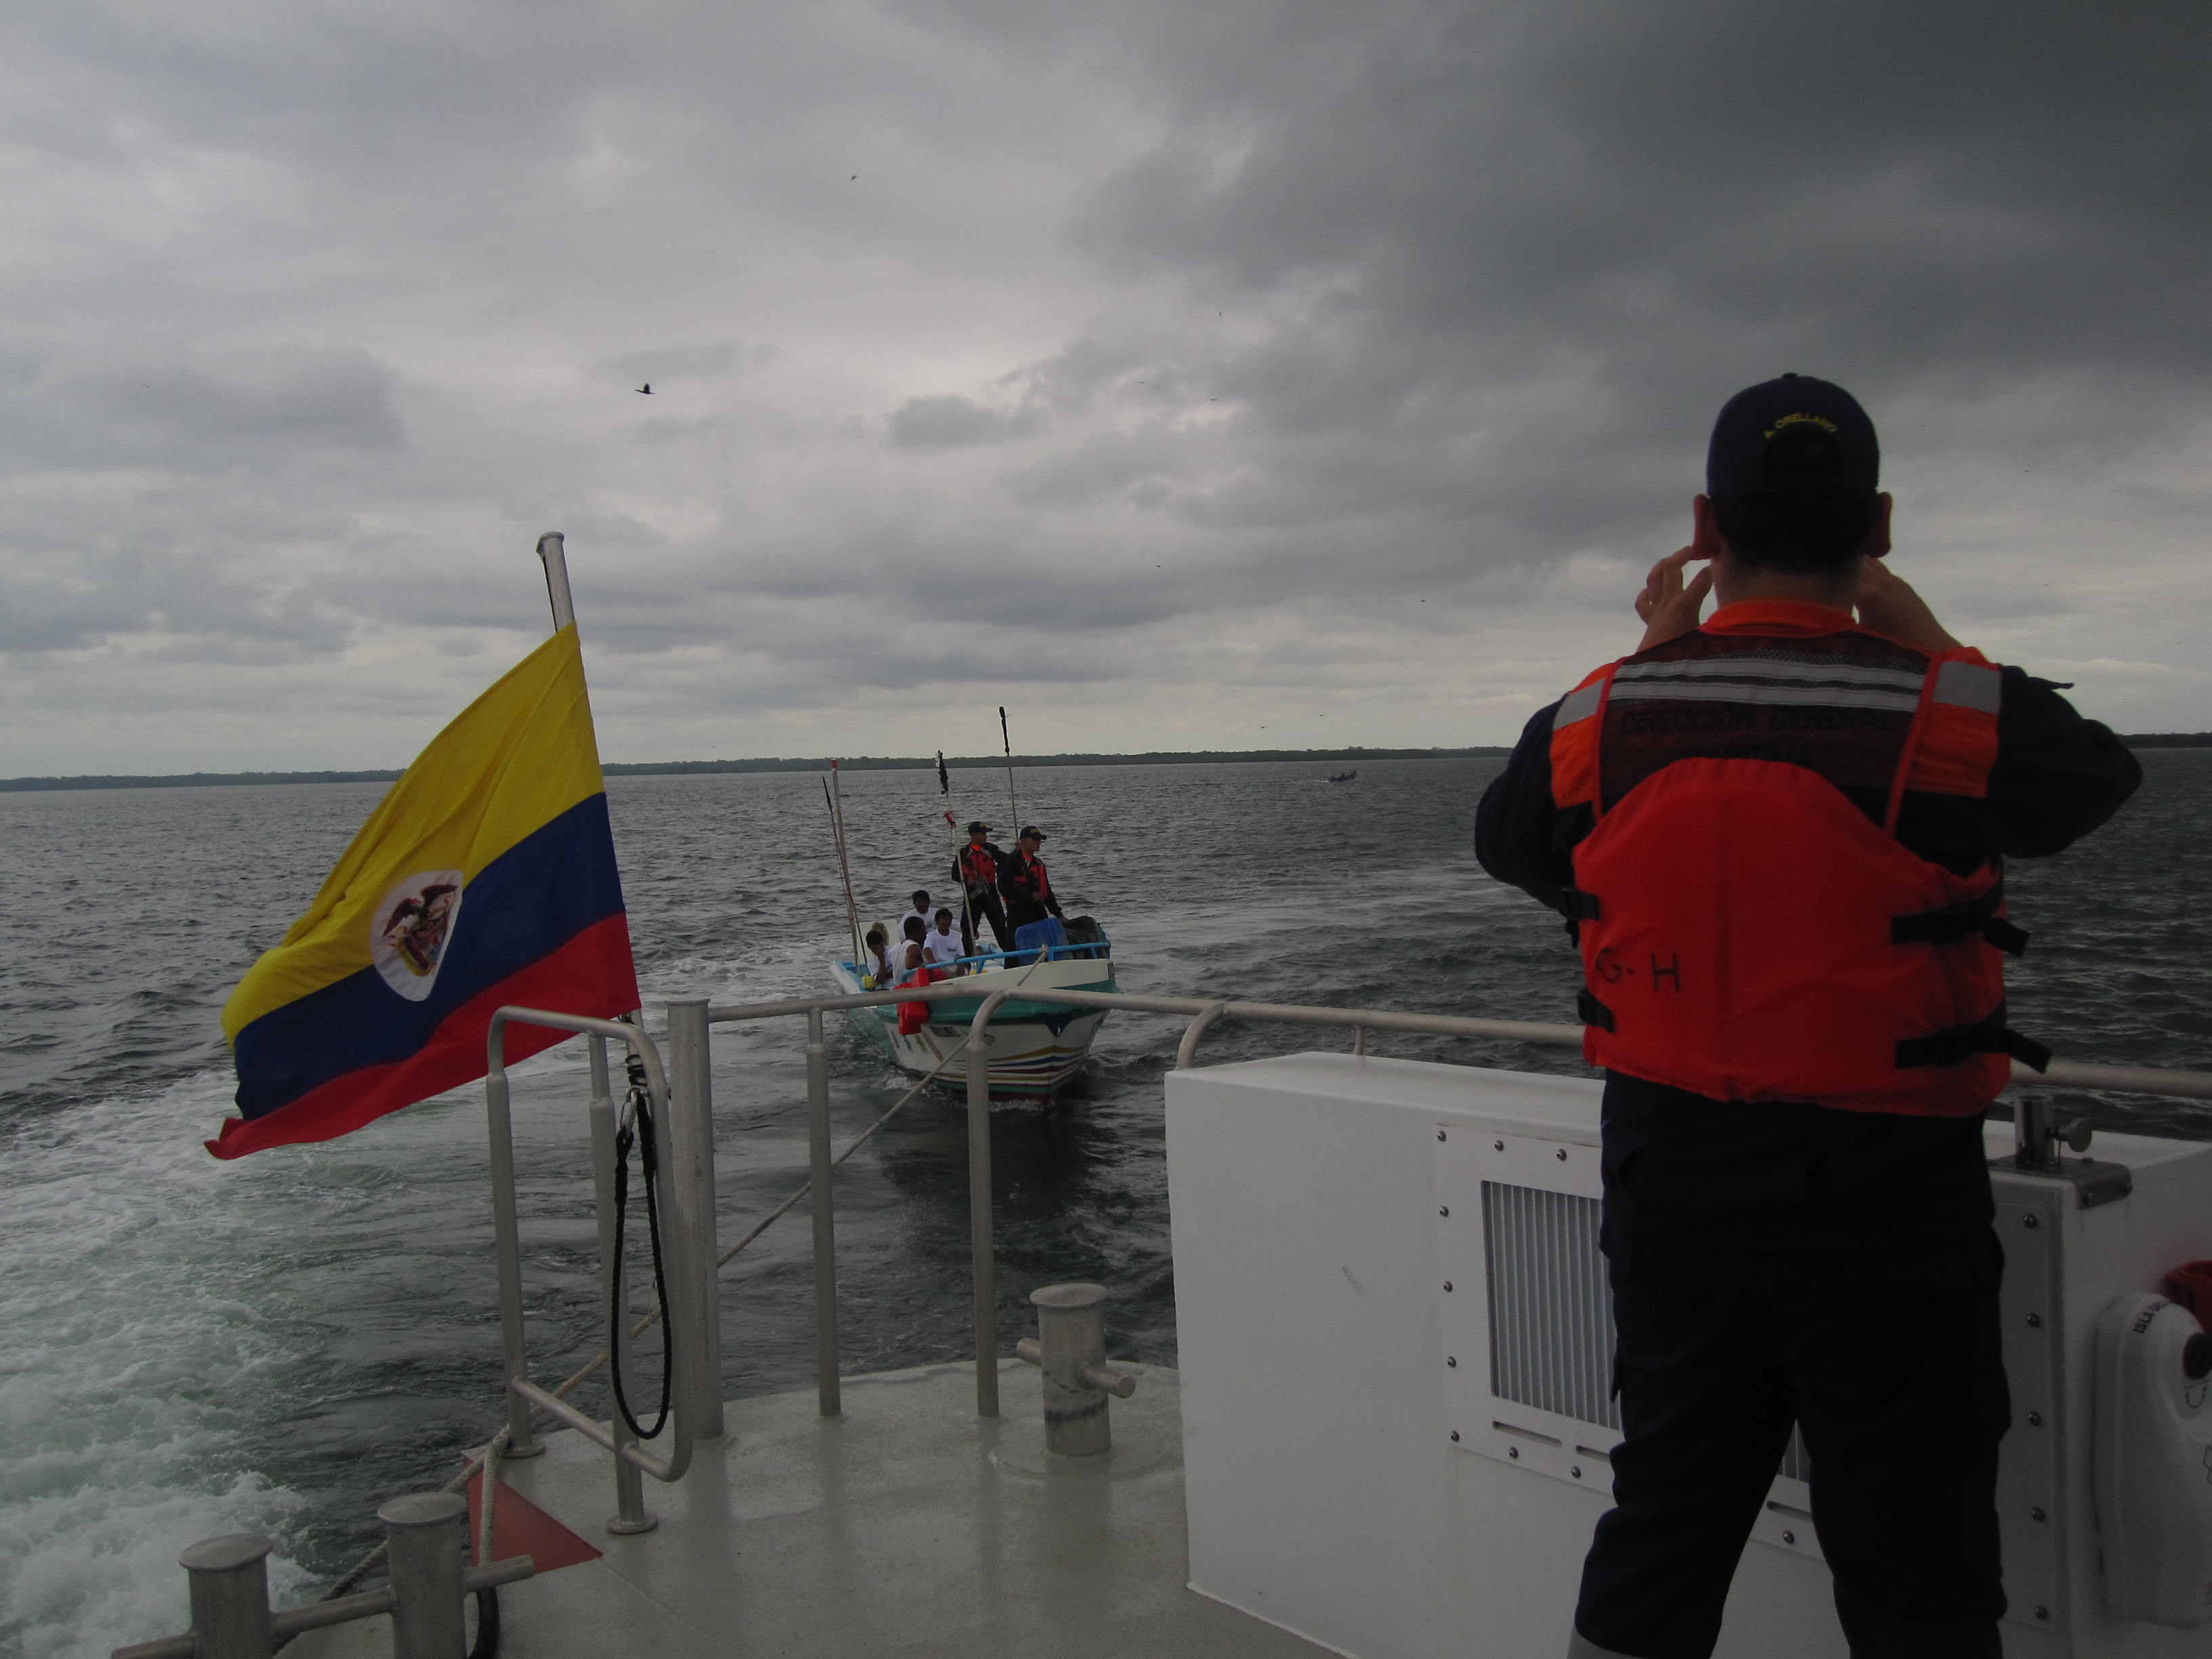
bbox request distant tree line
[3,735,2200,793]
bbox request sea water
[2,754,2206,1657]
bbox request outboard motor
[2093,1290,2212,1626]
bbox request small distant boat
[1327,769,1357,783]
[830,920,1117,1098]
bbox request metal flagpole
[998,707,1019,831]
[536,532,577,632]
[531,531,726,1442]
[827,761,865,968]
[937,751,975,958]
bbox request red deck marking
[464,1471,604,1574]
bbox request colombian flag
[211,626,640,1158]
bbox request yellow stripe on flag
[221,626,607,1040]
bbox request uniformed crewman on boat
[952,820,1015,956]
[998,825,1065,944]
[1475,373,2140,1659]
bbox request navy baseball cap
[966,820,990,834]
[1706,373,1879,498]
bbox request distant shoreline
[0,746,1502,793]
[3,734,2203,794]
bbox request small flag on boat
[210,625,640,1158]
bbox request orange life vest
[958,844,999,893]
[897,965,949,1036]
[1547,605,2047,1116]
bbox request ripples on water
[1,752,2205,1656]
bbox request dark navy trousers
[1571,1219,2011,1658]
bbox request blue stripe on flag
[230,794,626,1120]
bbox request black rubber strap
[1891,882,2029,958]
[1577,988,1616,1033]
[1896,1004,2051,1073]
[1557,888,1602,921]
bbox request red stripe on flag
[207,914,639,1160]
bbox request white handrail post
[806,1006,841,1416]
[589,1039,655,1534]
[966,989,1015,1416]
[1176,1002,1232,1070]
[483,1021,540,1458]
[663,999,724,1439]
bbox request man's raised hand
[1634,546,1714,651]
[1855,558,1960,653]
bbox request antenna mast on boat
[998,706,1019,830]
[825,762,864,966]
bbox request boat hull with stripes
[827,953,1116,1097]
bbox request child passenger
[922,907,965,974]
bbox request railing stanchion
[967,990,1015,1416]
[590,1042,655,1533]
[483,1057,540,1458]
[806,1006,841,1416]
[1176,1002,1233,1070]
[665,998,724,1439]
[483,1008,691,1502]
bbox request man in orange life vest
[998,824,1065,939]
[951,820,1014,956]
[1475,375,2139,1659]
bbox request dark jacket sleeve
[1474,700,1576,910]
[1985,669,2142,856]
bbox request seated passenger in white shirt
[860,926,894,989]
[922,907,965,973]
[903,889,936,942]
[891,916,929,987]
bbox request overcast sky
[3,0,2207,775]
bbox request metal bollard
[183,1534,276,1659]
[1012,1283,1137,1456]
[115,1500,536,1659]
[381,1492,468,1659]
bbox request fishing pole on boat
[824,766,863,966]
[998,705,1019,830]
[935,750,975,958]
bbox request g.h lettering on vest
[1547,625,2048,1115]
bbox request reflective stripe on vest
[1546,626,2035,1116]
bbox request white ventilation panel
[1437,1128,1822,1561]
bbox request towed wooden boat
[830,924,1116,1098]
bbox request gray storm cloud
[0,0,2205,774]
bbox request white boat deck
[287,1359,1330,1659]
